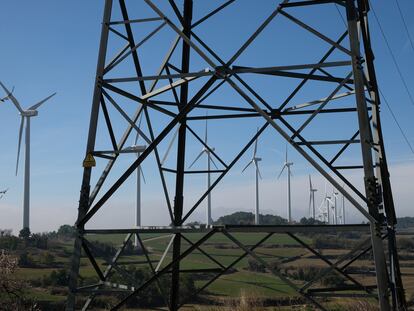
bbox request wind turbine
[188,116,218,226]
[0,188,9,200]
[308,175,317,219]
[123,114,147,246]
[332,188,339,225]
[0,81,56,230]
[333,185,346,224]
[242,132,262,225]
[319,182,331,224]
[277,145,294,223]
[341,189,346,224]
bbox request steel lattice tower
[66,1,407,310]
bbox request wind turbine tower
[126,138,146,247]
[321,182,331,224]
[332,189,339,225]
[242,132,262,225]
[188,116,217,226]
[277,146,293,222]
[308,175,317,219]
[0,82,55,230]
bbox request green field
[6,230,414,310]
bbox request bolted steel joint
[354,56,365,70]
[214,66,231,79]
[365,176,381,203]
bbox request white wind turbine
[308,175,317,219]
[124,115,146,246]
[333,185,346,224]
[341,189,346,224]
[332,188,339,225]
[0,188,9,200]
[242,132,262,225]
[0,81,56,230]
[319,182,331,224]
[277,145,294,223]
[188,116,218,226]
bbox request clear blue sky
[0,0,413,234]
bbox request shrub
[18,251,35,268]
[247,259,266,273]
[39,252,55,266]
[0,235,20,250]
[57,224,76,238]
[289,266,324,281]
[41,269,69,287]
[321,272,345,287]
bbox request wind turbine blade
[140,167,146,184]
[253,137,258,157]
[15,116,24,176]
[285,144,288,163]
[188,150,205,169]
[209,156,219,170]
[28,92,56,110]
[204,113,208,144]
[255,162,263,179]
[309,175,312,190]
[277,164,286,179]
[134,132,139,145]
[161,126,179,165]
[319,199,325,210]
[0,82,23,112]
[241,160,253,173]
[135,113,144,145]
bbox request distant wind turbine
[332,188,339,225]
[124,114,146,246]
[160,126,179,166]
[277,145,293,223]
[242,131,262,225]
[188,115,218,226]
[0,81,56,230]
[308,175,317,219]
[333,185,346,224]
[319,182,331,224]
[0,188,9,200]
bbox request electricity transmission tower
[66,1,406,310]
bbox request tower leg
[66,1,113,310]
[135,153,141,247]
[170,1,193,310]
[346,1,390,309]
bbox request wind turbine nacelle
[255,157,262,161]
[21,110,38,117]
[129,145,146,152]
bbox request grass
[199,271,297,298]
[8,232,414,310]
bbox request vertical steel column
[346,1,391,310]
[65,1,113,310]
[170,1,193,310]
[357,0,407,308]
